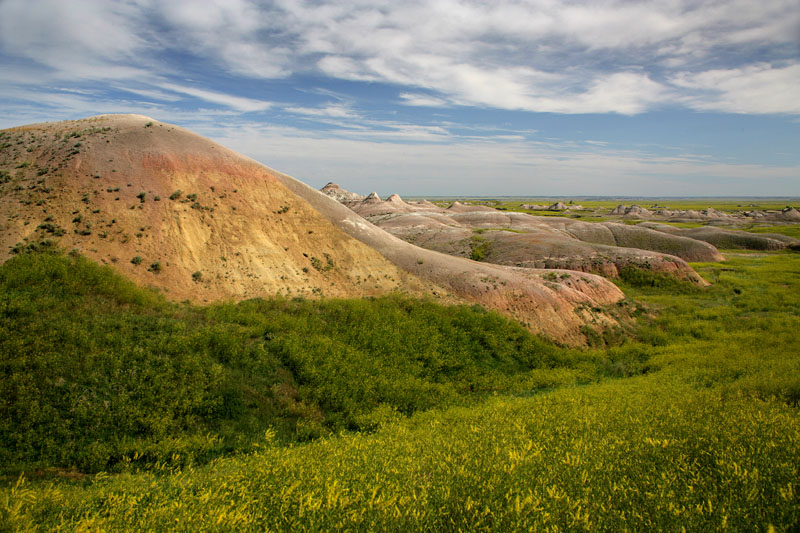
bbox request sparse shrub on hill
[618,266,700,293]
[470,234,490,261]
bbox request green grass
[617,266,702,293]
[461,198,799,219]
[469,234,491,261]
[2,247,800,530]
[746,225,800,240]
[6,379,796,531]
[0,250,606,475]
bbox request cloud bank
[2,0,798,115]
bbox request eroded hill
[0,115,447,303]
[0,115,629,344]
[321,186,720,284]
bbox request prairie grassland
[5,378,798,531]
[489,198,798,213]
[2,244,799,530]
[746,225,800,240]
[456,198,800,224]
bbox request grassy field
[746,225,800,240]
[423,198,800,224]
[428,198,798,212]
[2,239,800,530]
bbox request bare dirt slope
[0,115,440,302]
[325,188,717,284]
[0,115,627,345]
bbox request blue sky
[1,0,798,196]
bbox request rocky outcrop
[622,205,653,218]
[386,193,405,204]
[363,192,383,204]
[320,182,365,203]
[777,207,800,221]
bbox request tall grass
[2,246,800,530]
[0,250,602,474]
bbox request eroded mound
[1,117,628,344]
[0,116,439,302]
[277,178,631,345]
[323,184,717,285]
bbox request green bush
[470,235,490,261]
[618,266,699,293]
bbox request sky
[1,0,799,197]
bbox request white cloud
[284,103,357,118]
[672,63,800,114]
[152,0,292,78]
[261,0,799,114]
[159,83,273,112]
[114,86,184,102]
[399,93,450,107]
[0,0,148,79]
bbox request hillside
[0,115,436,303]
[320,186,720,284]
[0,115,628,344]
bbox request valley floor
[3,248,800,531]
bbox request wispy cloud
[284,103,357,118]
[0,0,149,80]
[158,83,273,112]
[399,93,450,107]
